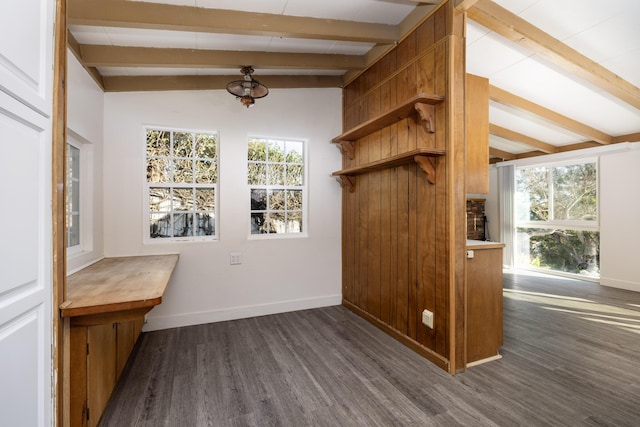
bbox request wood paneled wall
[339,1,466,372]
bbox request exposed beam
[613,132,640,143]
[79,45,365,70]
[489,85,613,145]
[489,147,516,160]
[490,124,559,154]
[102,75,343,92]
[68,0,398,44]
[469,0,640,110]
[455,0,481,13]
[67,32,104,90]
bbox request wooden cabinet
[466,241,504,366]
[466,74,490,194]
[62,255,178,427]
[69,318,144,427]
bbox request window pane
[174,159,193,183]
[268,140,285,162]
[146,130,170,156]
[286,190,302,210]
[67,213,80,247]
[516,227,599,277]
[552,163,597,221]
[172,188,193,211]
[196,134,217,159]
[195,188,215,211]
[268,164,285,185]
[516,167,548,222]
[149,187,170,212]
[286,165,303,186]
[251,212,268,234]
[251,189,267,210]
[269,190,285,211]
[147,158,171,183]
[285,140,303,163]
[173,213,193,237]
[248,138,267,161]
[195,213,215,236]
[173,132,193,157]
[248,163,266,185]
[269,212,286,233]
[195,160,217,183]
[287,212,302,233]
[70,145,80,179]
[150,213,171,238]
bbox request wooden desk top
[61,254,179,319]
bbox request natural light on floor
[503,289,640,335]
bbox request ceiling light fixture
[226,66,269,108]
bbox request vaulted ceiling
[68,0,640,161]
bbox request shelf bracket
[414,156,436,184]
[338,141,355,159]
[414,103,435,133]
[336,175,355,192]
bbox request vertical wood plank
[87,323,117,427]
[69,326,87,427]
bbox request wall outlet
[230,252,242,265]
[466,250,474,259]
[422,309,434,329]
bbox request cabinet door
[87,323,117,427]
[466,74,490,194]
[116,318,143,379]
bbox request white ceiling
[68,0,640,158]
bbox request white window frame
[66,131,94,258]
[247,136,308,240]
[143,126,220,244]
[515,157,599,232]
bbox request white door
[0,0,55,426]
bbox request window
[145,128,218,241]
[515,159,599,278]
[248,137,306,236]
[66,142,80,249]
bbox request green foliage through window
[146,128,218,240]
[515,160,599,278]
[248,137,305,235]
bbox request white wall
[103,88,343,330]
[66,51,104,272]
[600,145,640,292]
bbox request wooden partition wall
[336,0,467,373]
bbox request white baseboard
[599,277,640,293]
[143,294,343,331]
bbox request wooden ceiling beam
[102,75,343,92]
[489,85,613,145]
[469,0,640,110]
[68,0,398,44]
[79,45,365,70]
[67,31,104,90]
[490,124,559,154]
[489,147,516,160]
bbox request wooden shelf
[332,93,444,149]
[332,148,445,191]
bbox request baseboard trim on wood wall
[342,299,450,372]
[144,294,343,331]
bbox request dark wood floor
[100,272,640,426]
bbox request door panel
[0,0,54,426]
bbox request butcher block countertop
[60,254,179,320]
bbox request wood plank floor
[99,272,640,426]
